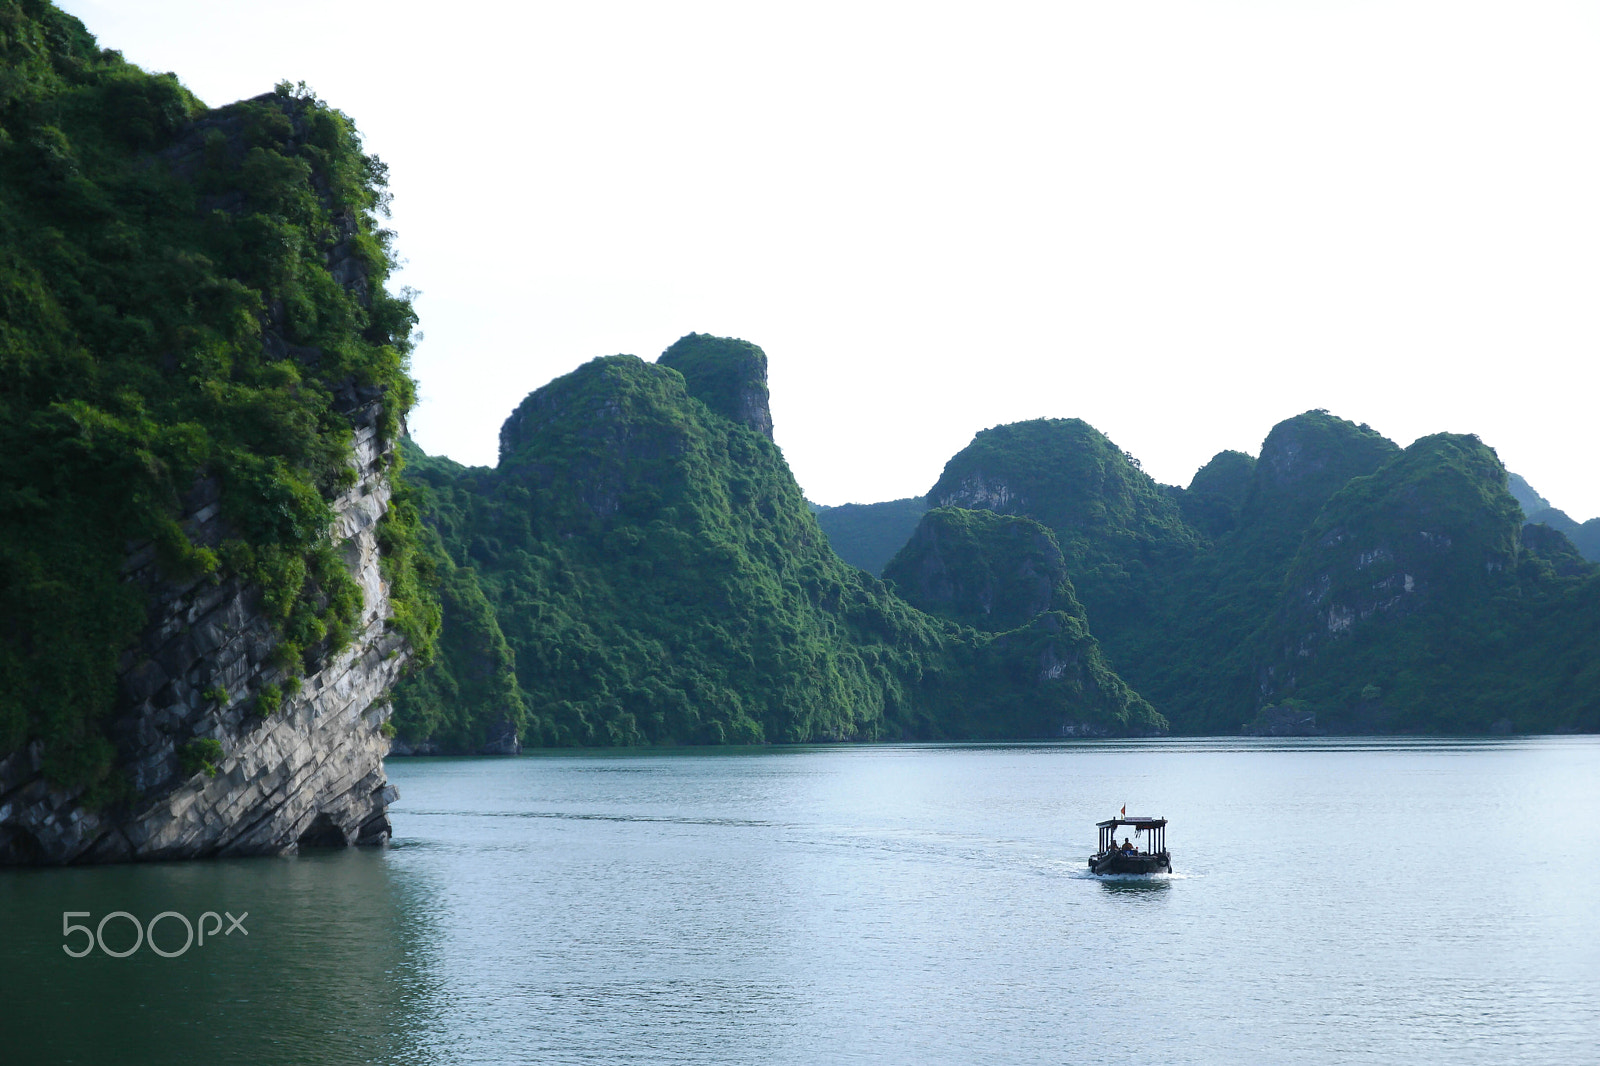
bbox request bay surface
[3,737,1597,1064]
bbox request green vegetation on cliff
[925,408,1598,734]
[1502,473,1600,562]
[884,507,1078,633]
[396,339,1164,747]
[881,506,1157,736]
[404,353,1597,742]
[7,5,1587,765]
[1111,413,1402,731]
[0,2,434,791]
[384,466,521,753]
[1253,433,1597,732]
[656,332,773,437]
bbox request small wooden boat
[1088,815,1171,874]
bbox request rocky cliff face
[0,65,421,864]
[657,333,774,438]
[0,411,406,864]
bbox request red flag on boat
[1120,805,1126,818]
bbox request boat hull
[1088,850,1171,875]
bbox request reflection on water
[0,848,440,1065]
[2,736,1597,1065]
[1095,875,1173,896]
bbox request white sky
[61,1,1599,518]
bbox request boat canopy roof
[1095,817,1167,829]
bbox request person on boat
[1121,837,1134,853]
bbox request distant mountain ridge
[865,410,1598,734]
[1505,473,1600,565]
[810,497,929,575]
[1506,473,1552,515]
[400,336,1597,742]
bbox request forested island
[0,1,1594,864]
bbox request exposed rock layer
[0,414,405,864]
[0,16,423,863]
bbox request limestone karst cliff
[1262,433,1523,679]
[0,5,434,862]
[0,406,408,863]
[656,332,774,439]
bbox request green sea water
[3,737,1596,1064]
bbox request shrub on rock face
[254,683,282,718]
[179,738,225,778]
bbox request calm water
[2,737,1597,1064]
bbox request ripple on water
[5,738,1596,1066]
